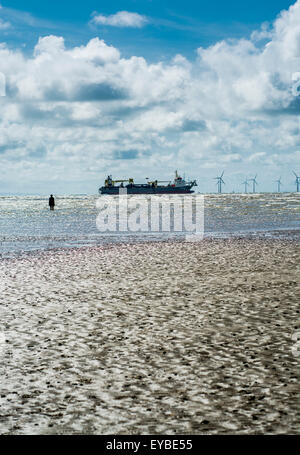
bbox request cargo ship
[99,171,197,195]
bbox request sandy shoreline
[0,238,299,434]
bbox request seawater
[0,193,299,257]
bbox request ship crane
[147,180,170,184]
[106,178,134,186]
[146,176,171,186]
[112,179,132,184]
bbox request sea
[0,193,299,258]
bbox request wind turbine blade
[221,171,224,178]
[293,171,298,178]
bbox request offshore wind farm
[207,170,298,194]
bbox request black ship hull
[99,185,195,195]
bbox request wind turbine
[275,177,282,193]
[214,171,225,193]
[249,174,258,193]
[293,171,300,192]
[242,179,249,193]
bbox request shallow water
[0,193,299,257]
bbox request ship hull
[99,186,195,195]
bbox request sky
[0,0,299,194]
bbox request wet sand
[0,238,299,434]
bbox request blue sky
[1,0,295,59]
[0,0,299,193]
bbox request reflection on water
[0,193,299,257]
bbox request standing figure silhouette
[49,194,55,210]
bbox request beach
[0,237,299,434]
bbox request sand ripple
[0,239,299,434]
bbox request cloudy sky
[0,0,299,194]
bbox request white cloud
[91,11,148,28]
[1,1,300,192]
[34,35,65,55]
[69,37,120,63]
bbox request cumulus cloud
[34,35,65,55]
[1,1,300,192]
[91,11,148,28]
[69,38,120,63]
